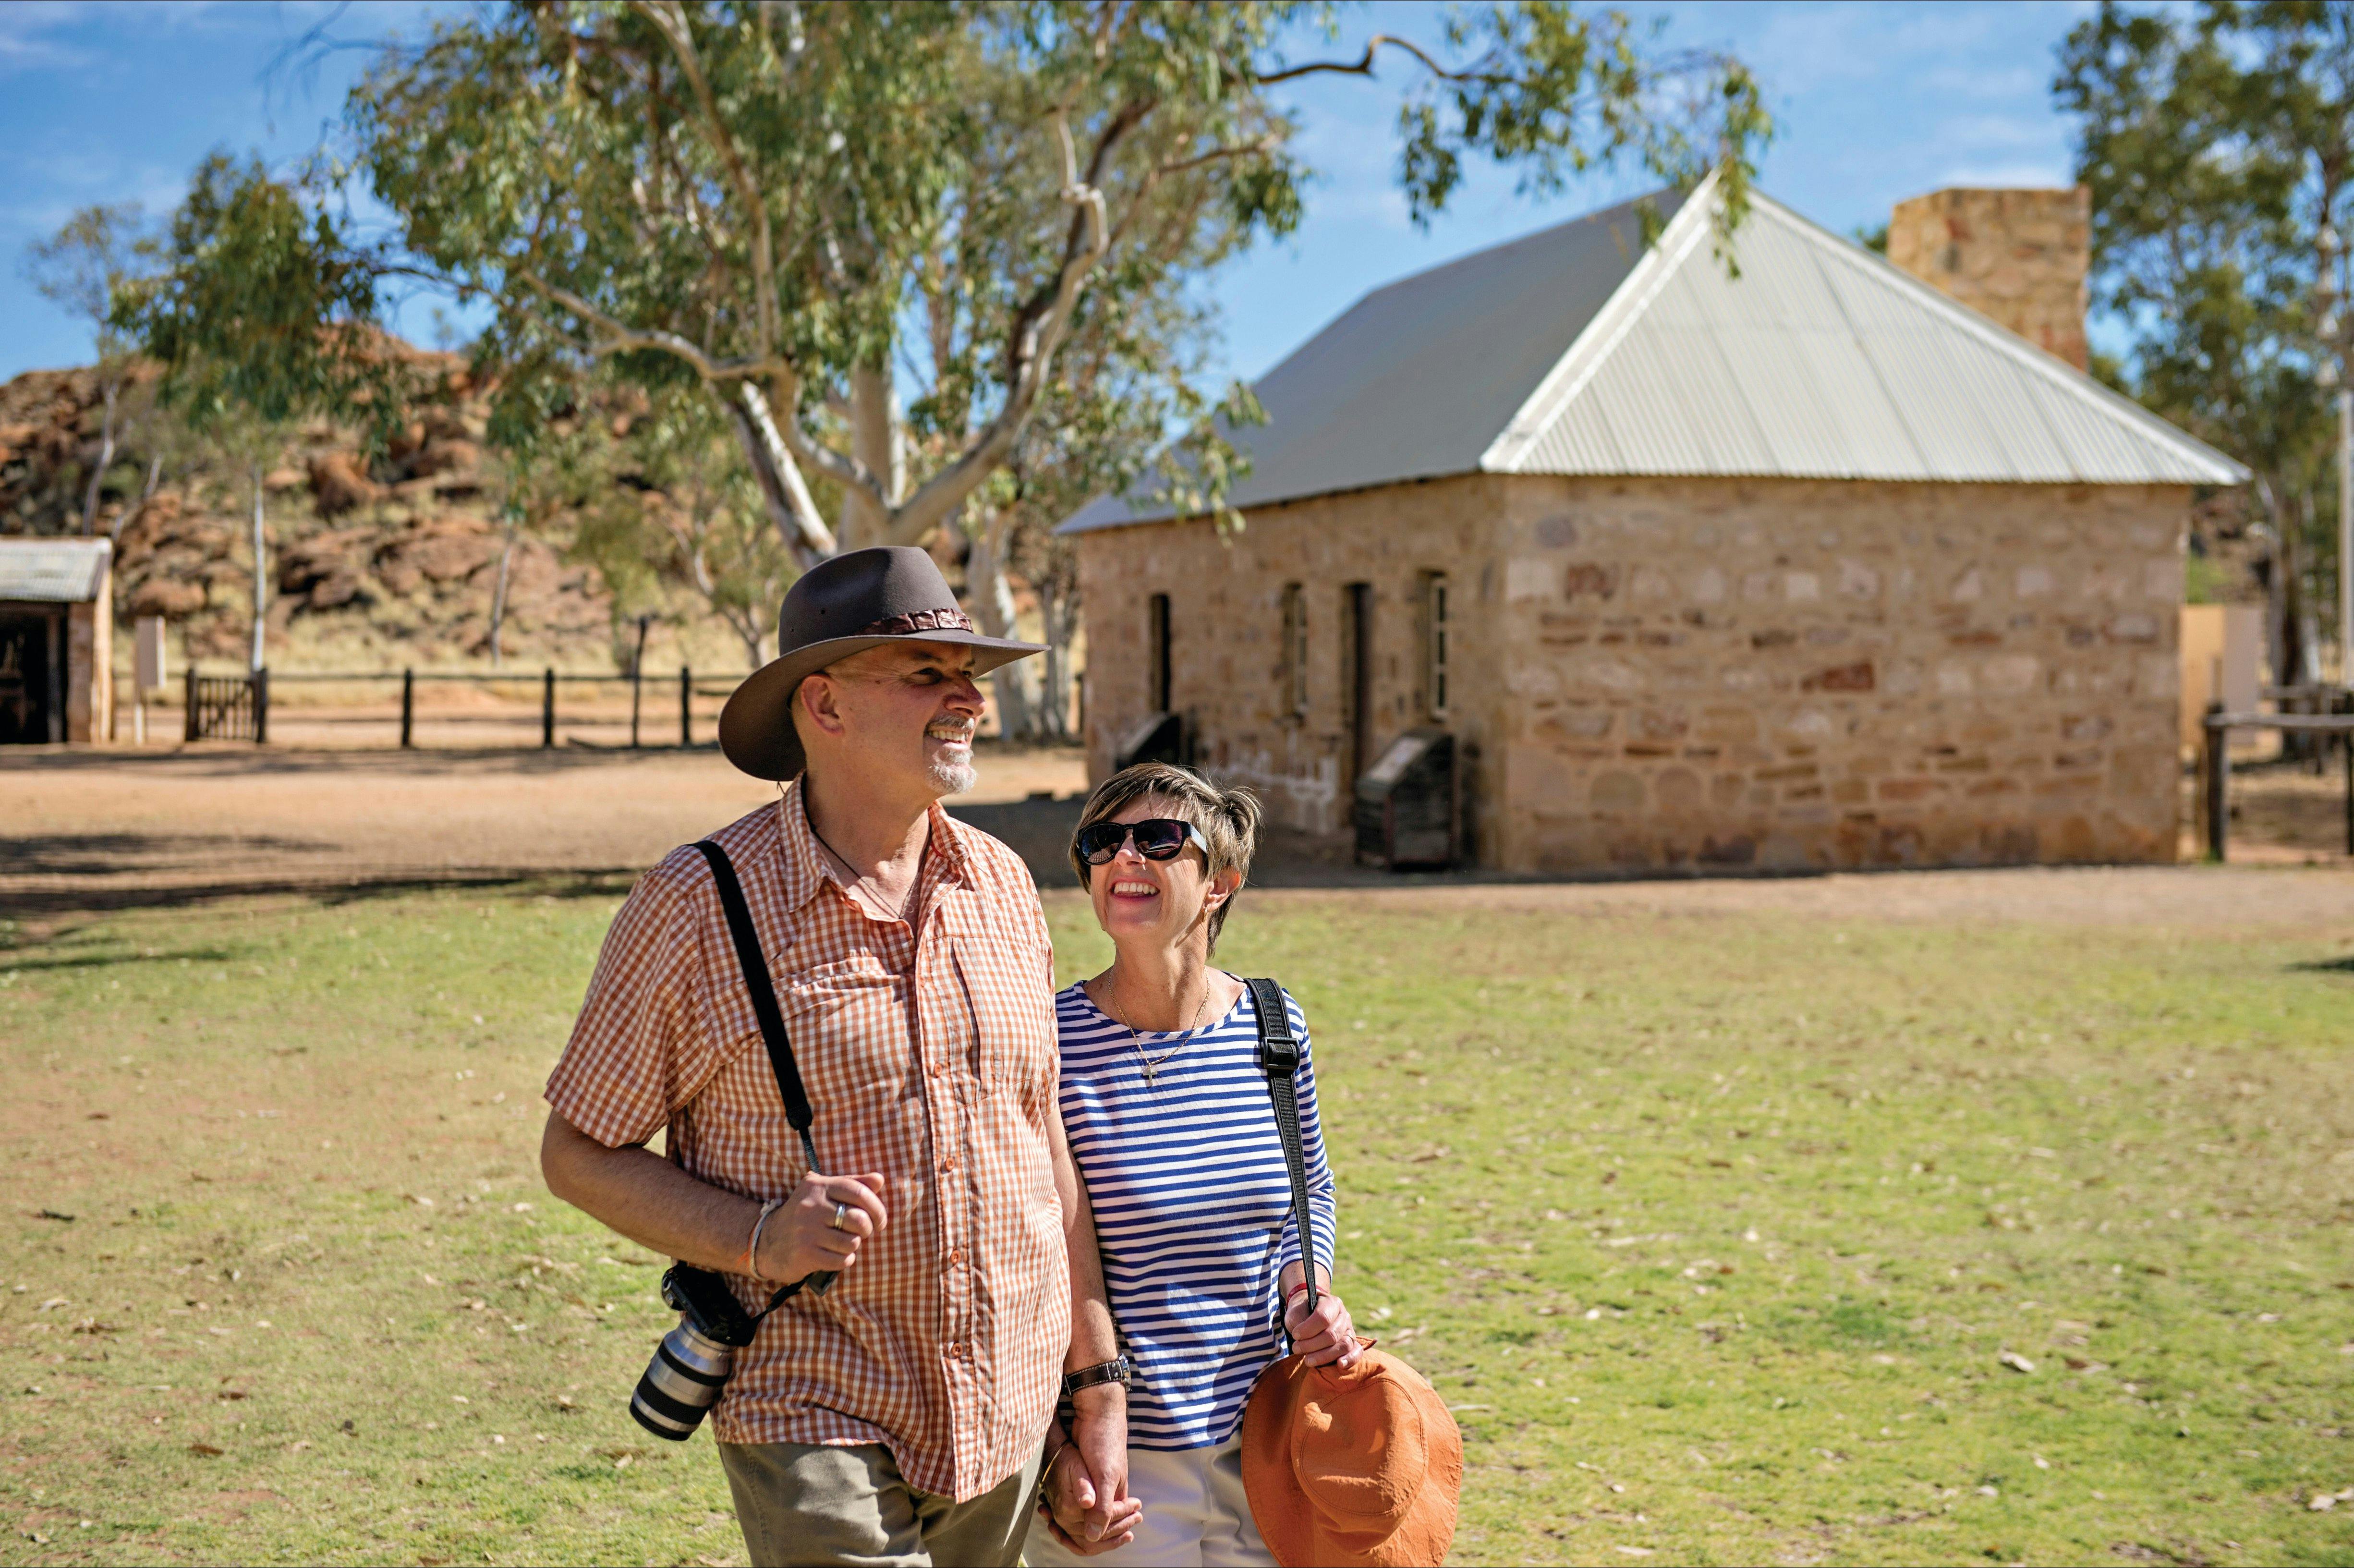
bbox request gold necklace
[1098,976,1212,1087]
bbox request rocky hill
[0,346,627,670]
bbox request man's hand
[1039,1423,1141,1556]
[1063,1385,1131,1547]
[1284,1286,1363,1369]
[754,1171,887,1284]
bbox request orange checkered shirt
[545,782,1067,1500]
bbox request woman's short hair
[1068,763,1262,953]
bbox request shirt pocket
[778,953,911,1106]
[950,935,1056,1101]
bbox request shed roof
[1061,175,2245,535]
[0,538,111,602]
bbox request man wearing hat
[540,547,1132,1567]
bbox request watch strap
[1062,1356,1131,1396]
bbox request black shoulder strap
[1246,976,1317,1316]
[692,838,832,1304]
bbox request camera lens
[630,1322,734,1440]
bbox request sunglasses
[1075,817,1209,866]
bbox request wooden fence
[178,667,751,749]
[2198,703,2354,860]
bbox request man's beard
[925,725,977,796]
[928,754,978,796]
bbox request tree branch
[633,0,781,358]
[880,105,1121,545]
[1251,35,1508,88]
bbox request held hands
[1284,1284,1364,1370]
[1040,1406,1141,1556]
[752,1171,887,1285]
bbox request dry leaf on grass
[1998,1350,2037,1374]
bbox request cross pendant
[1141,1062,1158,1085]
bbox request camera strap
[692,838,835,1306]
[1246,977,1318,1322]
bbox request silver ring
[829,1202,851,1232]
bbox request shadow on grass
[2286,955,2354,973]
[0,869,639,919]
[0,946,238,972]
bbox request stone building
[1062,177,2244,874]
[0,538,113,745]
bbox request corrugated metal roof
[0,538,110,602]
[1061,176,2244,535]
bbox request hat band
[859,608,974,635]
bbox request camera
[630,1266,759,1441]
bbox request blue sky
[0,0,2096,387]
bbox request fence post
[631,664,643,750]
[2344,715,2353,857]
[2201,704,2229,863]
[680,666,692,747]
[542,667,556,748]
[182,665,197,743]
[252,668,268,745]
[400,669,415,749]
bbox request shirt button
[940,1154,957,1174]
[946,1248,965,1265]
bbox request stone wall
[1495,475,2184,872]
[1078,474,2190,873]
[66,567,111,744]
[1888,187,2091,371]
[1075,475,1508,841]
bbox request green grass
[1,881,2350,1566]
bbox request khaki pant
[719,1440,1041,1568]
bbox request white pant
[1022,1437,1275,1568]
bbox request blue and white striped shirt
[1055,979,1338,1450]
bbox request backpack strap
[692,838,833,1303]
[1245,976,1317,1317]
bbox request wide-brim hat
[1239,1347,1463,1568]
[717,546,1044,780]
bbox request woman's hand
[1284,1284,1363,1369]
[1039,1435,1141,1555]
[752,1171,887,1284]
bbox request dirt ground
[7,740,2353,927]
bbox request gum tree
[2057,0,2354,684]
[337,1,1766,570]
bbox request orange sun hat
[1239,1345,1463,1568]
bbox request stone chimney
[1886,187,2091,372]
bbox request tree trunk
[81,377,118,536]
[1038,575,1080,742]
[965,509,1037,741]
[728,382,835,565]
[249,461,268,675]
[110,454,164,545]
[836,363,901,552]
[488,525,515,668]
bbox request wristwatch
[1062,1356,1132,1396]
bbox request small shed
[1062,177,2245,875]
[0,538,113,745]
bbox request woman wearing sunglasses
[1028,762,1359,1566]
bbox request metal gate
[183,668,269,743]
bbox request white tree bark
[836,363,900,551]
[965,509,1037,740]
[248,461,268,674]
[728,382,835,565]
[488,525,515,668]
[81,377,118,536]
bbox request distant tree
[2057,0,2354,684]
[21,203,155,536]
[114,152,410,672]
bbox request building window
[1422,571,1450,719]
[1148,592,1172,713]
[1280,583,1309,718]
